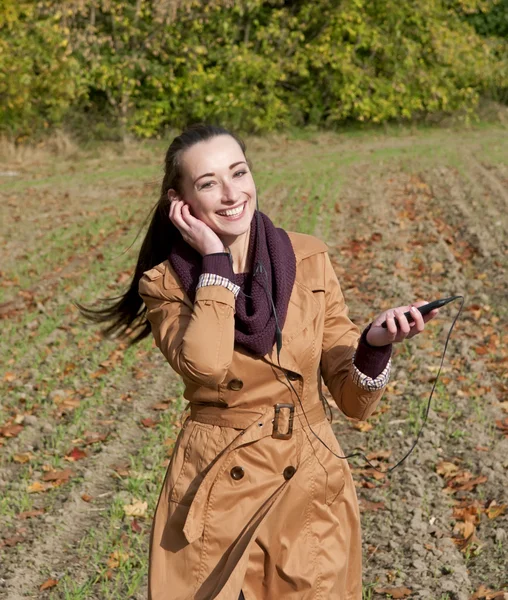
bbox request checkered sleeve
[351,355,391,391]
[197,273,240,299]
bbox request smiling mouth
[216,202,246,218]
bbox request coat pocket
[169,421,220,506]
[312,421,346,506]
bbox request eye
[199,180,214,190]
[234,170,247,178]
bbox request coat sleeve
[138,267,236,387]
[320,252,387,421]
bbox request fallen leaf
[358,498,385,512]
[112,462,130,477]
[83,431,108,445]
[436,461,459,478]
[486,501,506,520]
[39,578,58,591]
[18,509,45,519]
[27,481,51,493]
[107,550,129,569]
[131,519,142,534]
[123,499,148,518]
[0,424,23,438]
[81,493,93,502]
[470,584,508,599]
[64,447,88,461]
[374,586,412,598]
[1,534,25,547]
[495,418,508,436]
[141,417,157,428]
[42,469,74,482]
[13,452,34,463]
[352,421,373,432]
[151,402,171,411]
[366,450,392,461]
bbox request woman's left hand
[366,301,439,347]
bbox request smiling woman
[76,123,439,600]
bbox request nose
[222,178,241,203]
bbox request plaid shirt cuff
[351,355,391,392]
[197,273,240,299]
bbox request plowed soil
[1,125,506,600]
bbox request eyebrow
[194,161,248,185]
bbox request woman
[79,124,437,600]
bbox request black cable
[276,296,464,473]
[240,203,465,473]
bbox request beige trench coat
[138,232,387,600]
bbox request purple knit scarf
[169,211,296,357]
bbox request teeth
[218,204,244,217]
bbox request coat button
[286,371,300,381]
[230,466,245,480]
[283,466,296,480]
[227,379,244,391]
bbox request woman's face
[171,135,257,240]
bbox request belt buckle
[272,403,295,440]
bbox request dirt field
[1,125,507,600]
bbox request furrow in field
[0,351,180,600]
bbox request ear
[167,188,180,203]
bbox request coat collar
[160,232,328,374]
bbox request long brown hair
[75,124,247,344]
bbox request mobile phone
[381,296,461,329]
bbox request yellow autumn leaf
[123,499,148,518]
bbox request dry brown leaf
[81,493,94,503]
[141,417,158,428]
[366,450,392,461]
[83,431,108,445]
[27,481,51,494]
[0,424,23,438]
[151,402,171,410]
[13,452,34,463]
[18,509,45,520]
[436,461,459,478]
[42,468,74,482]
[131,519,142,534]
[107,550,129,569]
[352,421,373,432]
[486,501,506,520]
[495,418,508,436]
[358,499,385,512]
[39,578,58,591]
[123,499,148,518]
[470,584,508,599]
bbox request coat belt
[182,402,328,545]
[189,401,327,431]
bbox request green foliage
[0,0,506,137]
[0,3,83,136]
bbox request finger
[422,307,439,323]
[385,310,398,336]
[410,305,425,331]
[170,201,190,233]
[394,308,411,335]
[406,305,425,338]
[372,312,388,328]
[180,203,197,227]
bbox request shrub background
[1,0,507,138]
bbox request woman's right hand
[169,200,224,256]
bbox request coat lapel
[262,279,320,375]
